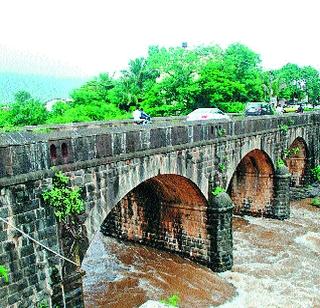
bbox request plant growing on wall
[279,124,289,134]
[218,162,226,172]
[276,159,286,168]
[311,197,320,207]
[284,146,300,159]
[42,171,85,222]
[0,265,9,283]
[311,165,320,182]
[212,186,226,196]
[279,119,295,134]
[160,294,180,307]
[217,128,226,137]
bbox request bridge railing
[0,112,319,180]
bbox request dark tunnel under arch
[227,149,275,216]
[100,174,210,262]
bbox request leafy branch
[42,171,85,222]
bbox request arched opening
[61,143,68,159]
[285,138,308,186]
[50,144,57,160]
[101,174,208,260]
[228,149,274,216]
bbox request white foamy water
[216,200,320,307]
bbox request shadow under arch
[227,149,275,216]
[285,137,309,186]
[99,174,209,263]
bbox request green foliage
[160,294,180,307]
[212,186,225,196]
[14,90,32,104]
[218,163,226,172]
[217,128,226,137]
[279,124,289,133]
[311,165,320,182]
[0,108,10,127]
[276,159,286,168]
[38,300,49,308]
[47,102,129,124]
[42,171,85,222]
[311,197,320,207]
[284,146,300,159]
[8,92,48,126]
[0,265,9,283]
[2,42,320,127]
[215,102,245,113]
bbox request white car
[186,108,231,121]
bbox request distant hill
[0,72,90,103]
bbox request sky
[0,0,319,78]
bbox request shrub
[276,159,286,168]
[42,171,85,222]
[0,265,9,283]
[218,163,226,172]
[311,197,320,207]
[10,99,47,126]
[160,294,180,307]
[212,186,225,196]
[311,165,320,182]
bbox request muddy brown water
[82,199,320,307]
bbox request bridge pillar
[207,191,233,272]
[272,166,291,219]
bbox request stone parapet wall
[0,113,319,181]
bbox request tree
[198,43,264,103]
[10,92,47,126]
[277,64,305,102]
[222,43,264,101]
[301,66,320,104]
[71,73,114,106]
[14,90,32,104]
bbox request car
[186,108,231,121]
[245,102,274,116]
[283,104,300,113]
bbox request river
[82,199,320,307]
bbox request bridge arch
[100,174,209,262]
[285,137,309,186]
[227,149,275,216]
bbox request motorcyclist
[132,107,151,124]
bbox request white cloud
[0,0,319,76]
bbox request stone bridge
[0,113,319,307]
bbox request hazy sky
[0,0,319,77]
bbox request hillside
[0,72,89,103]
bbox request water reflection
[83,199,320,307]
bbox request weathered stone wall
[0,112,319,306]
[228,149,274,216]
[0,179,66,307]
[101,175,210,265]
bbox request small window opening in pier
[61,143,68,158]
[50,144,57,160]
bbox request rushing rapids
[82,199,320,307]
